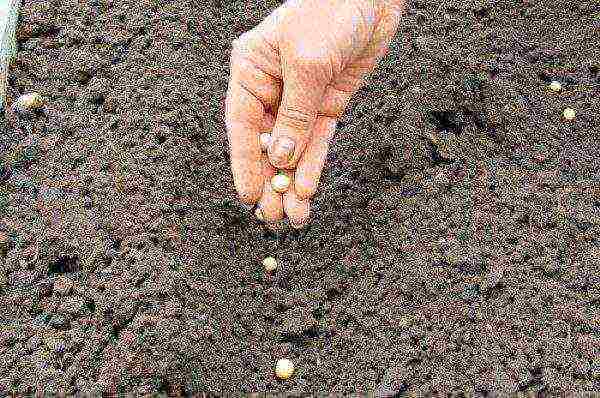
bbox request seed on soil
[275,358,294,380]
[13,92,45,112]
[563,107,576,121]
[259,133,272,152]
[271,173,290,193]
[262,256,277,272]
[549,81,562,92]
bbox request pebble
[58,296,86,315]
[7,270,37,287]
[26,335,42,351]
[48,315,68,329]
[254,206,264,221]
[44,336,66,354]
[0,329,17,346]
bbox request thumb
[268,56,328,169]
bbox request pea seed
[271,174,290,193]
[262,256,277,272]
[275,358,294,380]
[563,107,576,121]
[254,206,264,221]
[549,81,561,92]
[14,92,44,112]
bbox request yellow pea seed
[271,174,290,193]
[259,133,272,152]
[254,206,264,221]
[262,256,277,272]
[275,358,294,380]
[563,107,576,121]
[15,92,44,111]
[549,81,562,92]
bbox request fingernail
[259,133,272,152]
[270,136,295,166]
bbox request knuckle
[290,46,330,69]
[277,106,313,132]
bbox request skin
[225,0,405,228]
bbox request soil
[0,0,599,394]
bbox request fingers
[267,49,329,169]
[226,32,282,205]
[262,112,276,132]
[282,170,311,228]
[256,153,284,223]
[224,81,264,205]
[295,116,336,200]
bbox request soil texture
[0,0,599,394]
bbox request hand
[225,0,405,228]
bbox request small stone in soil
[58,296,86,315]
[44,336,66,354]
[254,205,264,221]
[48,315,68,329]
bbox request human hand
[225,0,405,228]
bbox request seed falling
[262,256,277,272]
[275,358,294,380]
[271,173,290,193]
[259,132,272,152]
[563,107,576,121]
[549,81,562,92]
[14,92,44,112]
[254,206,264,221]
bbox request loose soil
[0,0,599,394]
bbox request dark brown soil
[0,0,599,394]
